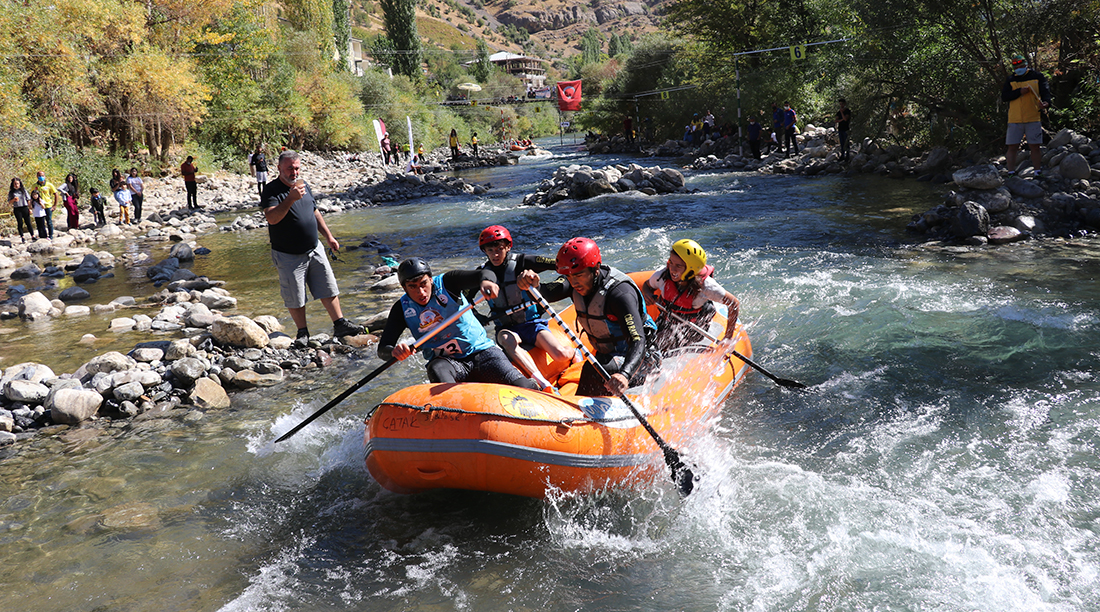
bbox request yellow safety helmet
[671,239,707,280]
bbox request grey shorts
[271,243,339,309]
[256,171,268,184]
[1006,122,1042,146]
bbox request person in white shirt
[127,167,144,222]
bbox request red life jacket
[658,265,713,314]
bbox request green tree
[333,0,352,68]
[469,38,493,82]
[192,3,284,152]
[284,0,337,66]
[608,34,622,58]
[581,27,603,66]
[379,0,422,78]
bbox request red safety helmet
[556,237,601,275]
[478,225,512,249]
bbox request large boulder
[585,178,617,198]
[64,305,91,317]
[10,263,41,280]
[147,257,180,285]
[988,226,1027,244]
[4,362,55,383]
[71,254,103,283]
[84,351,137,375]
[210,316,270,348]
[1004,176,1045,199]
[952,201,990,238]
[1047,128,1074,149]
[49,389,104,424]
[233,369,284,388]
[184,302,218,327]
[4,379,50,404]
[169,242,194,262]
[917,146,950,174]
[200,290,237,310]
[253,315,284,333]
[165,339,196,361]
[18,292,53,319]
[969,187,1013,214]
[58,287,91,302]
[1059,153,1092,180]
[190,377,230,409]
[952,165,1003,190]
[113,381,146,402]
[170,357,207,385]
[658,168,685,188]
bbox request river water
[2,141,1099,611]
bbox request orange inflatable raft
[364,272,752,498]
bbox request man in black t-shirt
[261,150,364,344]
[249,145,268,197]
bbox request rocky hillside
[350,0,669,63]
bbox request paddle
[274,293,487,443]
[654,303,807,390]
[526,286,695,497]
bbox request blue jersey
[400,275,495,360]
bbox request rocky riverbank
[675,125,1100,243]
[0,149,470,447]
[0,258,386,446]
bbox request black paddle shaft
[527,287,695,496]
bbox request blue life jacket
[400,275,495,360]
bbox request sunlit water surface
[1,140,1099,611]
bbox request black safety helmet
[397,257,432,285]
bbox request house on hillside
[488,52,547,91]
[347,37,366,76]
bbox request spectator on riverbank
[449,128,460,160]
[783,102,799,158]
[1002,54,1051,176]
[471,132,479,158]
[59,173,80,229]
[7,177,32,242]
[836,99,852,162]
[380,134,392,165]
[181,156,198,210]
[771,103,784,154]
[747,115,762,160]
[89,188,106,226]
[260,149,365,343]
[29,189,48,239]
[248,146,268,198]
[111,168,132,225]
[32,171,58,239]
[127,167,144,222]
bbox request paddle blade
[778,378,808,389]
[674,465,695,497]
[665,448,695,497]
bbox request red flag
[556,80,582,112]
